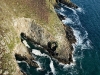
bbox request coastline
[0,0,78,75]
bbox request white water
[32,49,56,75]
[34,60,43,71]
[54,4,92,70]
[62,18,74,24]
[59,5,92,50]
[50,59,56,75]
[76,7,84,13]
[23,40,30,48]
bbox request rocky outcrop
[14,42,39,68]
[0,0,77,75]
[13,17,75,64]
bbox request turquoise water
[17,0,100,75]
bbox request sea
[17,0,100,75]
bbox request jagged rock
[15,54,39,68]
[64,25,76,44]
[56,0,78,9]
[57,13,66,20]
[48,41,58,51]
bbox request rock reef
[0,0,77,75]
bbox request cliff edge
[0,0,76,75]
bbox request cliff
[0,0,76,75]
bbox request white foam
[56,4,92,71]
[76,7,83,12]
[72,28,92,50]
[59,61,76,69]
[50,59,56,75]
[62,18,74,24]
[32,49,47,57]
[63,4,77,14]
[32,49,56,75]
[72,29,83,45]
[76,7,85,14]
[61,7,65,12]
[35,61,43,71]
[17,60,30,68]
[23,40,30,48]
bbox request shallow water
[18,0,100,75]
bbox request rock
[57,13,66,21]
[3,70,9,75]
[14,43,39,68]
[56,0,78,9]
[0,69,2,74]
[0,0,77,74]
[48,41,58,51]
[15,54,39,68]
[64,25,76,44]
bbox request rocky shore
[0,0,77,75]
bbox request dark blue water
[18,0,100,75]
[71,0,100,75]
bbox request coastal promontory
[0,0,77,75]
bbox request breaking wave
[76,7,85,13]
[55,4,92,50]
[55,4,92,72]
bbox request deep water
[17,0,100,75]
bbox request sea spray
[62,18,74,24]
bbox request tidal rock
[57,13,66,21]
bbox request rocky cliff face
[0,0,76,75]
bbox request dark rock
[20,33,27,40]
[64,25,76,44]
[21,70,27,75]
[49,72,53,75]
[56,0,78,9]
[15,54,27,61]
[48,41,58,52]
[57,13,66,20]
[15,54,39,68]
[68,54,73,64]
